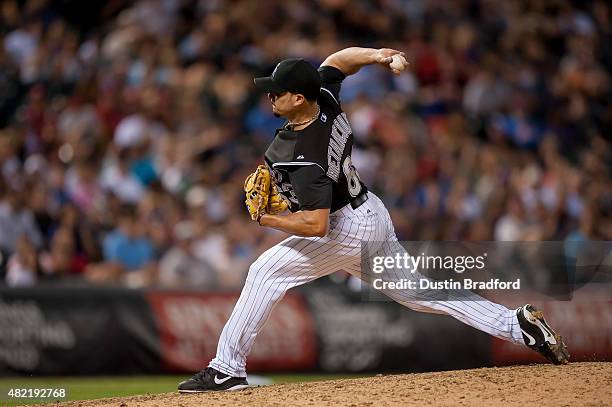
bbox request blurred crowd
[0,0,610,288]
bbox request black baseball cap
[254,58,321,101]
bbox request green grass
[0,374,368,406]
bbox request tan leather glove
[267,182,289,215]
[244,165,271,222]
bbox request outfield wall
[0,282,610,375]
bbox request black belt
[350,192,369,209]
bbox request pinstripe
[231,219,355,366]
[217,217,350,372]
[366,198,519,335]
[232,228,354,368]
[223,236,315,370]
[227,236,324,369]
[210,192,524,377]
[369,196,520,337]
[222,240,314,373]
[244,235,343,338]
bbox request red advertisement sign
[147,291,318,372]
[490,288,612,364]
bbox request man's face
[268,91,301,117]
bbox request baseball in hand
[389,54,408,72]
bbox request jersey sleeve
[318,65,346,105]
[288,164,333,211]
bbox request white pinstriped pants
[209,192,525,377]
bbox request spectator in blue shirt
[103,205,154,271]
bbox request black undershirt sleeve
[288,165,333,210]
[318,65,346,103]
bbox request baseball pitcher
[178,47,569,392]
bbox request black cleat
[178,367,249,392]
[517,304,570,365]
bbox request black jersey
[264,65,367,213]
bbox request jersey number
[280,183,299,205]
[271,168,299,206]
[342,156,362,197]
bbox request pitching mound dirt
[52,362,610,407]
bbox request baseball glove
[244,165,289,222]
[244,165,271,221]
[267,183,289,215]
